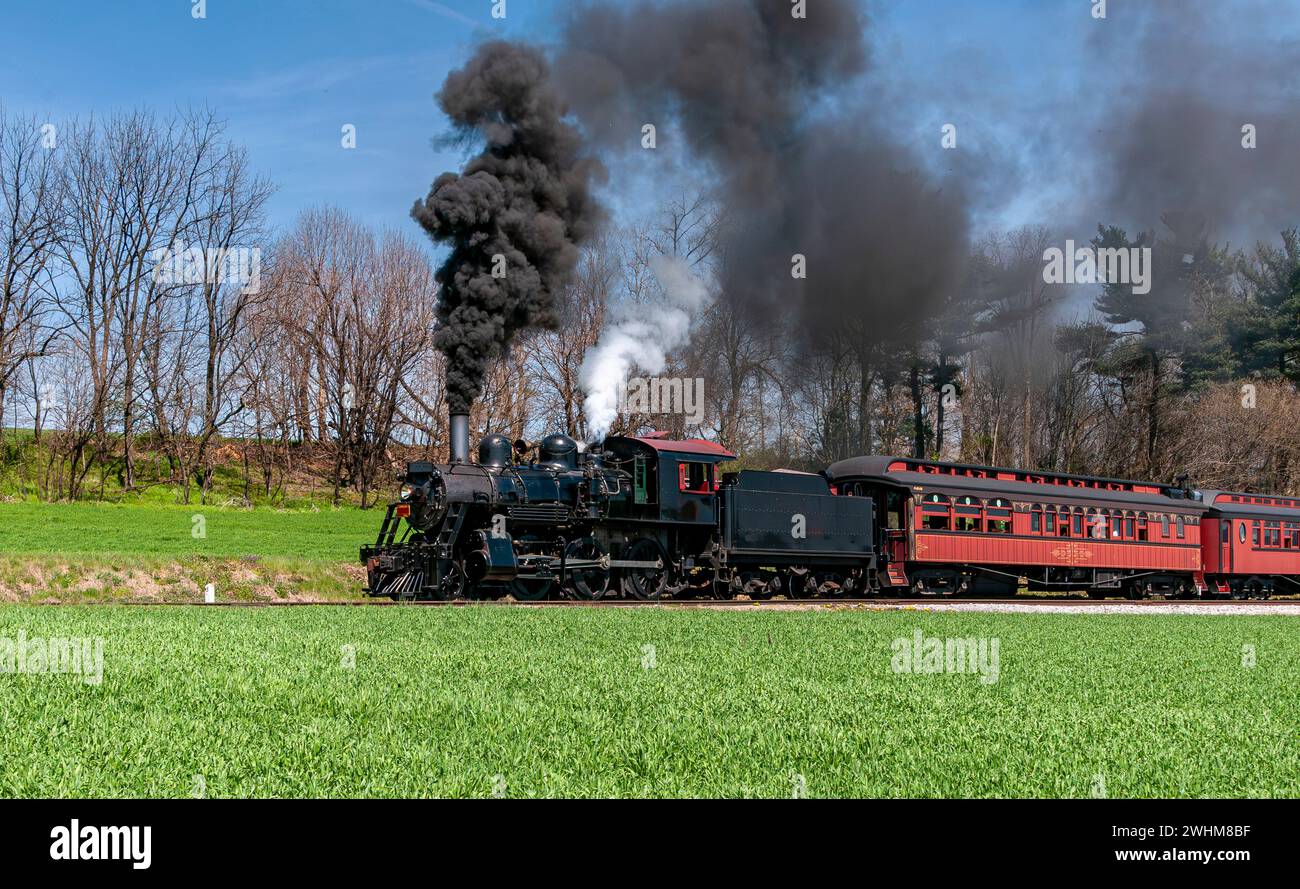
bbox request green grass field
[0,501,377,602]
[0,606,1295,797]
[0,501,376,561]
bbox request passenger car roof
[825,455,1202,512]
[1200,490,1300,520]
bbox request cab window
[678,461,712,494]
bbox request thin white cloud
[404,0,479,28]
[211,54,421,102]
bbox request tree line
[2,108,1298,505]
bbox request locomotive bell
[539,433,578,470]
[478,433,513,467]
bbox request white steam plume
[580,255,712,439]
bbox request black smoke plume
[1081,0,1300,247]
[412,41,604,414]
[555,0,970,345]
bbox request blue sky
[0,0,1094,240]
[10,0,1289,248]
[0,0,554,234]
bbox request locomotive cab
[601,433,735,525]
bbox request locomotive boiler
[361,414,878,601]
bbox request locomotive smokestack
[450,413,470,464]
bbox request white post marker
[204,583,215,604]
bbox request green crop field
[0,606,1295,798]
[0,501,378,602]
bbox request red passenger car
[1200,491,1300,596]
[826,456,1207,597]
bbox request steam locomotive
[362,417,1300,600]
[360,417,876,600]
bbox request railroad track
[140,595,1300,608]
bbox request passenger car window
[920,493,950,531]
[954,495,981,532]
[986,498,1012,534]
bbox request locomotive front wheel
[620,538,669,600]
[562,538,609,600]
[436,561,469,601]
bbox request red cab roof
[628,435,735,459]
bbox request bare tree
[181,132,274,499]
[0,109,61,433]
[269,209,436,505]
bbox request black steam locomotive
[361,419,876,601]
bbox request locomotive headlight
[400,485,414,501]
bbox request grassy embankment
[0,500,376,602]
